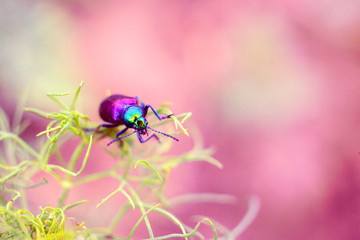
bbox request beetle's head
[134,117,147,135]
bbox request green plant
[0,82,259,239]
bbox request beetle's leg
[107,130,136,146]
[100,123,119,128]
[144,105,173,120]
[83,127,97,132]
[116,127,128,138]
[136,131,160,143]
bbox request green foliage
[0,204,87,239]
[0,82,257,240]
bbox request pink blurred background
[1,0,360,239]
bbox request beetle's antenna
[148,127,179,141]
[107,131,136,146]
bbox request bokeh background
[1,0,360,239]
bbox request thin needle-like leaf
[24,107,49,118]
[47,94,69,110]
[134,160,163,182]
[70,81,84,111]
[97,182,124,207]
[126,183,155,239]
[63,200,89,211]
[223,196,260,240]
[36,125,62,137]
[142,204,188,239]
[128,204,160,240]
[47,134,93,176]
[148,218,217,240]
[0,132,40,159]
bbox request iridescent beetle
[98,94,179,146]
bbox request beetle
[97,94,179,146]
